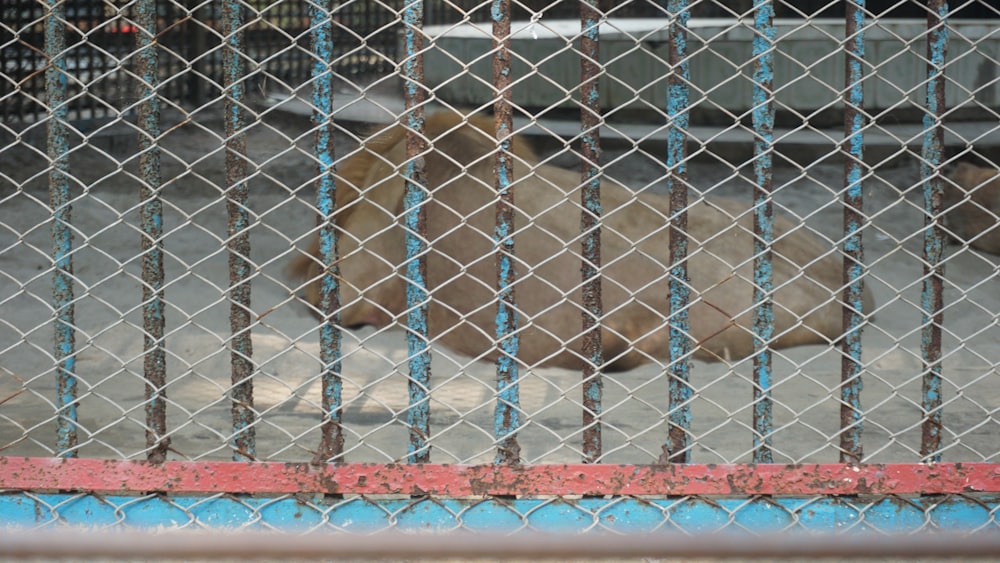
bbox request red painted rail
[1,458,997,496]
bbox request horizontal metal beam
[1,458,996,496]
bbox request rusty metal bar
[579,0,603,464]
[920,0,948,463]
[309,0,343,464]
[401,0,431,464]
[492,0,520,465]
[661,0,693,465]
[750,0,775,464]
[3,458,998,497]
[839,0,867,465]
[135,0,169,463]
[222,0,255,461]
[45,0,77,458]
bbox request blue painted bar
[1,493,997,534]
[492,0,521,464]
[840,0,866,464]
[750,0,775,464]
[662,0,693,465]
[222,0,255,461]
[45,0,77,458]
[309,0,343,464]
[579,0,603,463]
[401,0,432,464]
[135,0,169,463]
[920,0,948,463]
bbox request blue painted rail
[750,0,776,464]
[135,0,169,463]
[492,0,521,465]
[920,0,948,463]
[840,0,867,464]
[310,0,345,464]
[222,0,255,462]
[401,0,432,464]
[663,0,693,465]
[45,0,77,459]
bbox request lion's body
[290,112,874,369]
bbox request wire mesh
[1,0,1000,533]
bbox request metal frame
[2,0,999,534]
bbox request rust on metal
[135,0,170,465]
[920,0,948,464]
[750,0,775,464]
[661,0,692,465]
[222,0,255,461]
[839,0,866,465]
[45,0,78,458]
[579,0,603,464]
[492,0,520,465]
[309,0,343,464]
[402,0,432,464]
[2,457,998,497]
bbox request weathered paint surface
[920,0,948,463]
[222,0,255,461]
[309,0,343,464]
[751,0,776,464]
[1,458,997,497]
[135,0,169,464]
[45,0,77,458]
[579,0,603,464]
[662,0,692,465]
[840,0,866,465]
[402,0,432,464]
[492,0,520,465]
[2,492,999,534]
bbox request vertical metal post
[309,0,343,465]
[222,0,255,462]
[45,0,77,458]
[136,0,169,463]
[492,0,521,465]
[579,0,603,464]
[750,0,775,464]
[661,0,692,465]
[920,0,948,463]
[840,0,866,465]
[402,0,432,464]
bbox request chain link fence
[1,0,999,534]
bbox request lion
[289,111,875,370]
[944,161,1000,254]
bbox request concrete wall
[420,18,999,122]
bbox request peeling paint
[662,0,692,466]
[840,0,866,465]
[579,0,603,463]
[750,0,775,465]
[920,0,948,463]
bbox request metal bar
[579,0,603,464]
[1,458,997,496]
[492,0,520,465]
[135,0,169,463]
[8,527,1000,556]
[839,0,867,465]
[45,0,77,458]
[402,0,431,464]
[222,0,255,462]
[750,0,775,464]
[920,0,948,463]
[309,0,343,465]
[661,0,692,465]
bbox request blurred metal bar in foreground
[3,529,1000,560]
